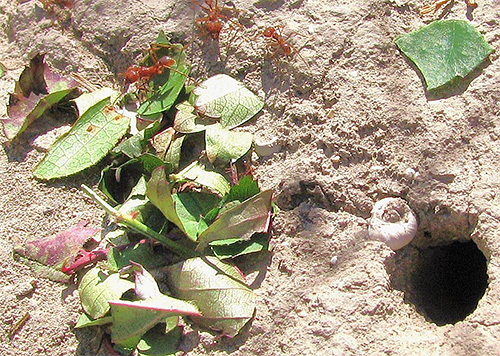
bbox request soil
[1,0,500,355]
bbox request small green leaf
[34,98,130,180]
[196,190,273,251]
[113,120,161,158]
[210,235,269,260]
[137,325,182,356]
[173,101,215,133]
[205,123,253,165]
[165,256,255,337]
[78,267,134,319]
[0,62,6,78]
[193,74,264,129]
[75,313,113,329]
[109,296,200,349]
[395,19,494,90]
[164,136,185,171]
[174,161,231,196]
[137,41,190,116]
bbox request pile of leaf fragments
[5,33,274,355]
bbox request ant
[420,0,477,14]
[190,0,241,40]
[39,0,72,12]
[262,26,308,66]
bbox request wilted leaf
[109,296,200,349]
[34,97,130,180]
[205,123,253,165]
[78,267,134,319]
[14,221,99,270]
[173,101,215,133]
[395,19,494,90]
[174,161,231,196]
[3,54,80,140]
[193,74,264,129]
[150,127,175,160]
[165,256,255,337]
[196,190,273,251]
[210,235,269,260]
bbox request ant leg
[420,0,452,14]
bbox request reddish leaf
[14,221,99,270]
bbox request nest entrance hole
[389,239,488,326]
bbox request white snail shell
[368,197,418,250]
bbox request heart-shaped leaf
[196,190,273,251]
[205,123,253,165]
[395,19,494,90]
[3,54,80,140]
[34,97,130,180]
[165,256,255,337]
[78,267,135,319]
[193,74,264,129]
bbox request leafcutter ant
[262,25,308,66]
[190,0,242,40]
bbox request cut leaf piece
[196,190,273,251]
[34,97,130,180]
[194,74,264,129]
[174,161,231,196]
[395,19,494,90]
[4,54,80,140]
[165,256,255,337]
[14,221,99,270]
[75,313,113,329]
[78,267,134,319]
[205,124,253,165]
[136,324,182,356]
[109,296,200,349]
[210,235,269,260]
[74,87,119,117]
[173,101,215,133]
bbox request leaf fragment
[165,256,255,337]
[193,74,264,129]
[33,97,130,180]
[205,123,253,165]
[395,19,494,90]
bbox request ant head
[263,27,275,37]
[157,56,175,68]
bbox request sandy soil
[1,0,500,355]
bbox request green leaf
[108,240,168,272]
[173,101,215,133]
[165,256,255,337]
[193,74,264,129]
[137,325,182,356]
[164,136,185,171]
[210,235,269,260]
[113,120,161,158]
[78,267,134,319]
[174,161,231,196]
[0,62,5,78]
[34,98,130,180]
[137,41,190,116]
[75,313,113,329]
[196,190,273,251]
[172,192,220,241]
[395,19,494,91]
[205,123,253,165]
[109,296,200,349]
[74,87,119,117]
[150,128,175,160]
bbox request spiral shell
[368,197,418,250]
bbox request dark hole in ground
[411,240,488,325]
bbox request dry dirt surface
[1,0,500,355]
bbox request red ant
[121,55,177,85]
[262,26,308,66]
[190,0,241,40]
[40,0,72,11]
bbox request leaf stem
[81,185,196,258]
